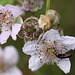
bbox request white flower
[0,46,22,75]
[0,5,23,44]
[21,0,44,12]
[23,29,75,74]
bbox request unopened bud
[46,10,61,26]
[38,15,51,30]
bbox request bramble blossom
[18,16,43,41]
[23,29,75,74]
[0,46,22,75]
[21,0,44,12]
[0,5,23,44]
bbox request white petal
[5,5,22,18]
[60,36,75,50]
[0,30,11,44]
[57,58,71,74]
[11,24,22,40]
[0,5,5,10]
[29,55,44,71]
[42,29,60,42]
[23,40,42,55]
[4,46,19,65]
[1,66,22,75]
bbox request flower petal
[0,5,5,10]
[60,36,75,50]
[5,5,22,18]
[1,66,22,75]
[57,58,71,74]
[42,29,60,42]
[23,40,42,55]
[0,30,11,44]
[29,55,44,71]
[4,46,19,65]
[11,24,22,40]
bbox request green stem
[46,0,50,13]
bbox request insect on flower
[56,54,72,59]
[23,29,75,74]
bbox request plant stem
[46,0,50,13]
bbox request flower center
[43,44,56,60]
[0,56,9,73]
[47,48,54,53]
[35,40,67,65]
[28,27,34,32]
[0,10,14,31]
[18,16,43,40]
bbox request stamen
[37,40,67,65]
[0,10,14,31]
[18,16,43,40]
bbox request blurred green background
[0,0,75,75]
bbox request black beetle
[56,54,72,59]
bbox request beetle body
[56,54,72,59]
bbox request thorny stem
[46,0,50,13]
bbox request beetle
[56,54,72,59]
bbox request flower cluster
[23,29,75,74]
[22,10,75,74]
[0,0,75,75]
[0,2,44,74]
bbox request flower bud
[46,10,61,26]
[38,15,51,30]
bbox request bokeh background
[0,0,75,75]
